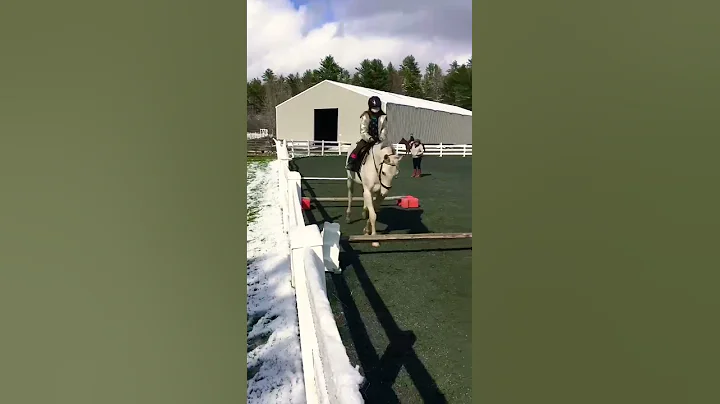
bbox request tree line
[247,54,472,133]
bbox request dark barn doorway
[313,108,339,142]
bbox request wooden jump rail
[320,223,471,271]
[346,232,472,243]
[309,196,404,202]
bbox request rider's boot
[346,141,366,171]
[345,154,357,171]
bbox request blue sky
[290,0,334,28]
[247,0,472,79]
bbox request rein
[371,148,395,190]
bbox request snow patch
[247,160,304,404]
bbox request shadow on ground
[288,157,472,403]
[300,175,448,403]
[376,207,429,234]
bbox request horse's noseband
[370,148,397,190]
[378,161,395,190]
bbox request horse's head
[380,150,403,184]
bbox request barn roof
[326,80,472,117]
[276,79,472,117]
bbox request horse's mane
[367,142,395,154]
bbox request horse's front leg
[345,177,353,223]
[362,202,369,235]
[362,191,380,247]
[374,194,385,219]
[372,194,386,242]
[360,183,369,221]
[362,190,374,233]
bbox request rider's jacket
[360,111,387,143]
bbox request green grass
[246,207,259,225]
[247,156,273,164]
[291,156,472,403]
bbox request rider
[346,95,387,171]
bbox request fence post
[273,139,292,235]
[321,222,341,274]
[307,141,311,157]
[462,144,467,157]
[439,142,443,157]
[286,171,304,287]
[282,161,292,233]
[287,171,303,221]
[277,161,288,232]
[288,224,325,404]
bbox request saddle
[347,140,375,173]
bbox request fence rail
[274,139,364,404]
[393,142,472,157]
[278,139,472,158]
[280,140,354,158]
[247,129,271,139]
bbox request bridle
[371,146,397,190]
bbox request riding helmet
[368,96,382,110]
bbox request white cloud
[247,0,472,79]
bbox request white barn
[275,80,472,145]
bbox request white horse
[345,143,403,247]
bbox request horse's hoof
[371,242,380,248]
[345,216,351,224]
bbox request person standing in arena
[410,138,425,177]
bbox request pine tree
[399,55,423,98]
[285,73,302,96]
[314,55,345,82]
[386,62,403,93]
[247,78,264,114]
[421,63,444,102]
[355,59,389,90]
[301,69,317,89]
[350,72,362,86]
[338,68,351,83]
[441,59,472,110]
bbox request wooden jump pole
[346,233,472,243]
[309,196,404,202]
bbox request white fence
[393,142,472,157]
[247,129,270,139]
[274,139,364,404]
[279,139,472,158]
[282,140,354,157]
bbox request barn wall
[386,104,473,144]
[276,81,368,143]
